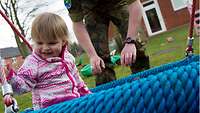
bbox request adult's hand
[121,0,141,66]
[73,22,105,74]
[90,55,105,74]
[121,44,136,66]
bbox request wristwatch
[124,37,137,44]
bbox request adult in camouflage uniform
[66,0,150,86]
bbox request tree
[0,0,47,57]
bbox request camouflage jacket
[68,0,136,22]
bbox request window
[146,8,162,33]
[171,0,187,11]
[12,57,16,64]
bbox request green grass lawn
[0,24,199,112]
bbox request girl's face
[33,38,65,59]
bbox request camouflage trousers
[85,6,150,86]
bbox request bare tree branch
[0,0,55,57]
[22,7,38,29]
[0,1,8,16]
[0,0,47,57]
[11,0,25,36]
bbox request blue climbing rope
[22,55,199,113]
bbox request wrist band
[2,83,13,96]
[124,37,137,45]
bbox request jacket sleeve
[65,52,91,96]
[72,63,91,96]
[7,56,38,95]
[67,0,84,22]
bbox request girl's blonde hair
[31,12,69,43]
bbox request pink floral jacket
[7,49,91,110]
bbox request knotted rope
[23,55,199,113]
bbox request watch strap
[124,37,137,44]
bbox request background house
[0,47,24,69]
[140,0,199,36]
[108,0,199,38]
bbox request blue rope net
[23,55,199,113]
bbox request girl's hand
[3,94,13,106]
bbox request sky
[0,0,77,49]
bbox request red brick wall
[108,0,199,38]
[157,0,190,30]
